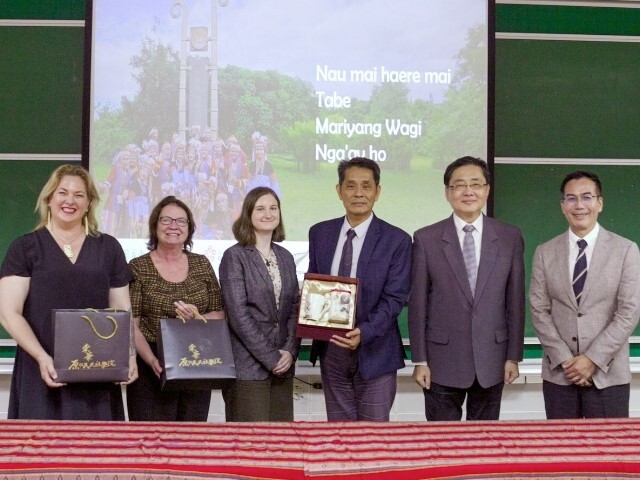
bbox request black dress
[0,228,132,420]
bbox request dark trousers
[126,350,211,422]
[423,377,504,421]
[320,343,397,421]
[223,376,294,422]
[543,380,630,419]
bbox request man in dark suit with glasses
[409,156,525,421]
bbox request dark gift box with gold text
[53,309,132,383]
[157,317,236,390]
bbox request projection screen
[89,0,493,275]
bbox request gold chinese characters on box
[296,273,358,341]
[53,309,132,383]
[157,317,236,390]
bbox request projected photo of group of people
[90,0,490,253]
[99,127,277,240]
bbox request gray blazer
[530,227,640,388]
[408,215,525,389]
[219,243,300,380]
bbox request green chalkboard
[0,0,85,20]
[493,3,640,352]
[0,1,85,342]
[496,3,640,37]
[494,164,640,338]
[495,39,640,159]
[0,27,84,153]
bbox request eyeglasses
[446,183,487,192]
[561,194,600,208]
[159,216,189,227]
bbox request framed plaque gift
[296,273,358,341]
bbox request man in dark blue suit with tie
[307,157,411,421]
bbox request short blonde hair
[34,164,101,236]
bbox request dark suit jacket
[219,243,300,381]
[408,215,525,389]
[307,214,411,381]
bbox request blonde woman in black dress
[0,164,137,420]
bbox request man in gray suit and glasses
[409,156,525,421]
[530,170,640,418]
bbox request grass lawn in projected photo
[272,155,449,240]
[92,154,450,242]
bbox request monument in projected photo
[90,0,490,271]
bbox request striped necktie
[572,239,588,305]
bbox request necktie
[573,239,588,305]
[338,229,356,277]
[462,225,477,294]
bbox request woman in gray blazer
[219,186,300,421]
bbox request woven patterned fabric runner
[2,419,640,479]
